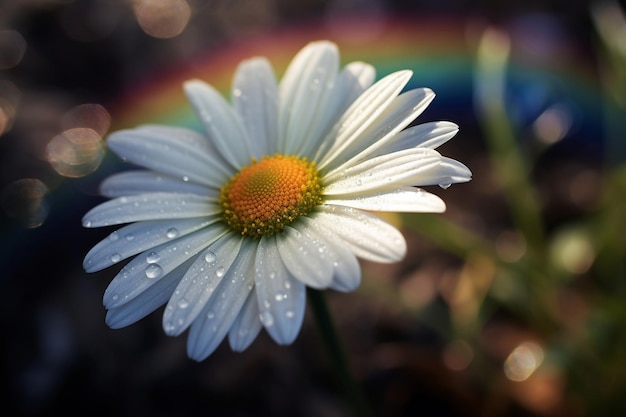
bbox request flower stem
[308,289,373,417]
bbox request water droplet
[146,251,160,263]
[216,266,225,277]
[259,310,274,327]
[275,292,286,302]
[166,227,179,239]
[207,311,215,320]
[125,233,134,241]
[269,272,276,280]
[204,251,217,264]
[177,298,189,309]
[110,253,122,263]
[182,175,189,182]
[84,220,92,227]
[109,231,119,241]
[285,310,295,319]
[439,183,451,189]
[283,280,291,289]
[145,264,163,279]
[111,293,119,302]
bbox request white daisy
[83,40,471,361]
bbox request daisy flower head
[82,40,471,361]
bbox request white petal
[324,88,435,172]
[278,40,340,155]
[315,70,413,169]
[325,187,446,213]
[299,217,361,292]
[378,121,460,155]
[184,80,253,169]
[100,171,210,198]
[294,63,376,159]
[255,236,306,344]
[162,234,243,336]
[186,239,256,361]
[103,224,227,309]
[105,257,193,329]
[82,193,219,228]
[276,225,334,289]
[315,205,406,263]
[228,290,263,352]
[232,57,278,158]
[107,125,231,188]
[84,217,217,272]
[334,62,376,113]
[323,148,442,195]
[414,156,472,186]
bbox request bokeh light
[0,29,27,69]
[443,340,474,371]
[1,178,49,228]
[61,103,111,137]
[133,0,192,39]
[504,341,545,382]
[549,228,595,275]
[46,127,105,178]
[0,80,21,137]
[533,105,573,145]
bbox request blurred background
[2,0,626,416]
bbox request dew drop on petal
[108,231,119,241]
[215,266,225,277]
[146,251,160,263]
[166,227,179,239]
[145,264,163,279]
[110,253,122,263]
[285,310,295,319]
[177,298,189,309]
[207,310,215,320]
[259,310,274,327]
[439,183,451,189]
[125,233,134,241]
[204,251,217,264]
[275,292,286,302]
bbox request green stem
[308,289,373,417]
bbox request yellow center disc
[219,154,323,238]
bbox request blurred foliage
[369,3,626,415]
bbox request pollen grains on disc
[219,154,323,238]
